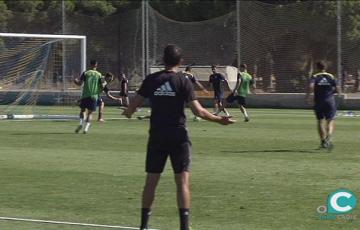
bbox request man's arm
[233,74,241,94]
[105,89,121,101]
[224,78,232,93]
[74,72,85,86]
[195,81,209,94]
[122,94,144,118]
[306,82,315,105]
[188,100,235,125]
[250,77,256,94]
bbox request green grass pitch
[0,107,359,230]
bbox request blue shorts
[214,91,224,102]
[97,98,104,107]
[80,97,97,111]
[314,100,336,120]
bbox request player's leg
[175,172,191,230]
[314,103,327,147]
[140,138,168,230]
[324,101,336,149]
[219,99,230,116]
[317,119,327,147]
[170,140,191,230]
[97,100,105,122]
[83,98,97,134]
[75,107,86,133]
[238,96,249,121]
[140,173,161,230]
[213,99,219,114]
[83,110,93,134]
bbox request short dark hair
[163,44,182,66]
[90,59,98,66]
[211,65,217,69]
[185,66,191,72]
[105,72,114,82]
[240,63,247,69]
[316,61,326,70]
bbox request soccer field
[0,108,359,230]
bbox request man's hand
[218,116,236,125]
[74,78,81,85]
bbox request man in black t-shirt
[118,73,129,107]
[306,61,340,150]
[97,73,122,122]
[209,65,230,116]
[123,45,234,230]
[183,65,208,121]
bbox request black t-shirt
[137,70,196,129]
[183,72,196,84]
[120,78,128,93]
[310,72,337,103]
[209,73,225,93]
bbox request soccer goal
[0,33,86,120]
[150,65,238,98]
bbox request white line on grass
[0,216,160,230]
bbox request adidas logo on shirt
[318,77,330,86]
[154,81,176,96]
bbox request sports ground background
[0,107,359,230]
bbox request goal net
[0,33,86,120]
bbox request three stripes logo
[154,81,176,96]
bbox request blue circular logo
[327,189,357,214]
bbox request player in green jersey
[232,64,255,122]
[74,60,103,134]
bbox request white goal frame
[0,33,87,74]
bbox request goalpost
[0,33,86,120]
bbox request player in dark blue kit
[118,73,129,107]
[122,45,234,230]
[307,61,340,150]
[183,65,209,121]
[209,65,230,116]
[97,73,122,122]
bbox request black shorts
[214,91,224,102]
[146,127,191,174]
[314,100,336,120]
[79,97,97,111]
[236,96,246,106]
[119,91,128,97]
[226,93,236,104]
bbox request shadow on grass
[221,148,321,154]
[11,132,76,135]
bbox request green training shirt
[237,71,252,97]
[80,70,102,100]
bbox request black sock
[179,208,190,230]
[140,208,151,230]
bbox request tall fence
[1,0,359,94]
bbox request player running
[97,72,122,122]
[209,65,230,116]
[183,65,209,121]
[231,64,255,122]
[118,73,129,107]
[74,60,103,134]
[122,45,234,230]
[306,61,340,150]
